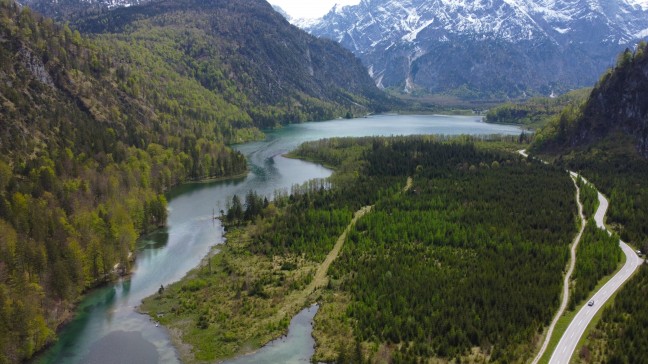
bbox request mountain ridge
[304,0,648,99]
[70,0,388,126]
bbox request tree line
[224,136,578,362]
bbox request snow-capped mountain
[305,0,648,98]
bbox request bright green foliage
[531,42,648,154]
[568,175,621,311]
[326,139,575,362]
[0,1,248,360]
[560,148,648,252]
[152,137,578,362]
[485,88,591,128]
[556,151,648,363]
[73,0,387,128]
[569,221,622,309]
[286,137,576,362]
[533,102,586,149]
[526,41,648,364]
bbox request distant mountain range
[22,0,648,100]
[303,0,648,99]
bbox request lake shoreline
[37,115,522,364]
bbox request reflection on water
[139,229,170,250]
[34,115,521,364]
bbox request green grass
[139,227,319,363]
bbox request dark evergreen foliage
[529,43,648,363]
[569,221,622,309]
[253,137,577,362]
[583,265,648,364]
[485,88,591,127]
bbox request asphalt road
[549,189,644,364]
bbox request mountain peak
[306,0,648,99]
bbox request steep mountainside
[28,0,388,125]
[0,0,385,362]
[0,0,255,360]
[305,0,648,99]
[534,41,648,155]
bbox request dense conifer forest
[322,138,577,362]
[577,265,648,363]
[143,136,580,363]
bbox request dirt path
[309,176,410,291]
[518,149,588,364]
[530,173,586,364]
[404,176,413,192]
[518,147,586,364]
[309,205,373,291]
[548,180,644,364]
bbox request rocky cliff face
[573,44,648,156]
[304,0,648,99]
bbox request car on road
[588,300,595,306]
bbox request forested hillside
[532,42,648,250]
[529,42,648,363]
[71,0,388,127]
[577,264,648,363]
[0,0,253,360]
[533,41,648,155]
[0,0,390,359]
[485,88,591,129]
[143,136,578,363]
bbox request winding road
[519,150,644,364]
[548,185,643,364]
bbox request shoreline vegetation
[26,167,251,362]
[141,135,583,363]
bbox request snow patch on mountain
[305,0,648,97]
[637,28,648,38]
[627,0,648,10]
[402,19,434,42]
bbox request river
[34,115,521,364]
